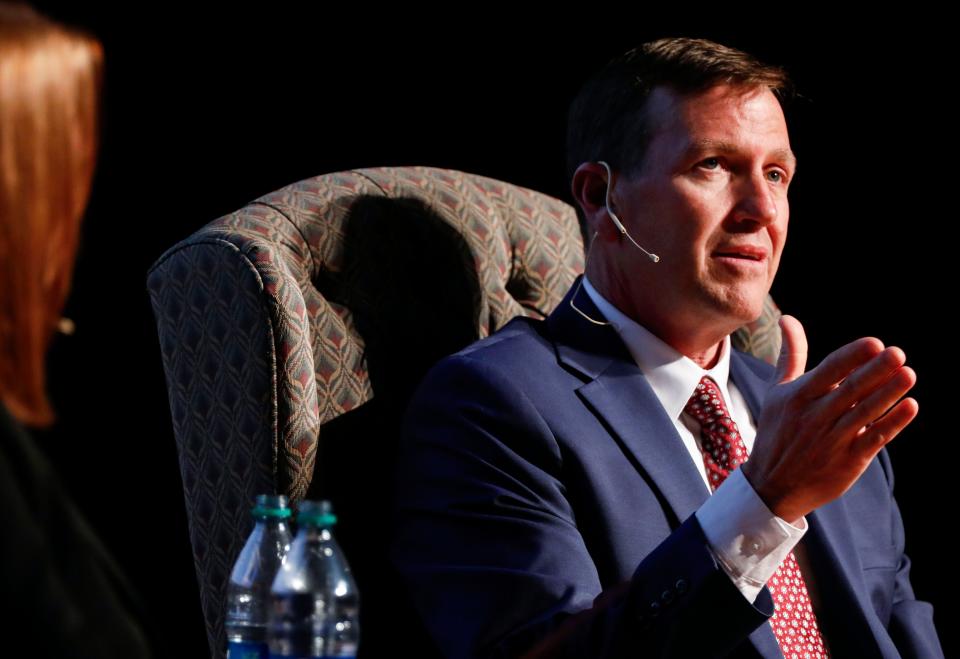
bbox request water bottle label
[227,640,268,659]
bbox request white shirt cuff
[694,468,807,604]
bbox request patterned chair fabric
[146,165,782,658]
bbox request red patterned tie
[684,375,830,659]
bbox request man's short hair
[565,37,795,233]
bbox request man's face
[598,83,795,349]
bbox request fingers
[818,347,910,421]
[775,315,808,384]
[796,336,886,400]
[850,397,919,455]
[831,363,917,441]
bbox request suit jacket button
[649,601,661,617]
[675,579,688,595]
[661,589,675,605]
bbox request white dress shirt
[581,276,810,605]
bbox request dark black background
[23,5,955,657]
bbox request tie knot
[684,375,730,424]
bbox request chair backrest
[146,166,585,657]
[146,165,782,658]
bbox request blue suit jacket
[391,277,943,658]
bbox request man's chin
[703,297,767,333]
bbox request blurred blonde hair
[0,3,103,427]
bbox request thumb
[775,314,808,384]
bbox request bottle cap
[297,499,337,527]
[251,494,293,519]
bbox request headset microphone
[597,160,660,263]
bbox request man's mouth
[712,246,768,261]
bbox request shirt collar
[581,275,734,421]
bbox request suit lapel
[548,277,711,529]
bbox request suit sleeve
[877,448,945,658]
[390,353,776,659]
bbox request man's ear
[571,161,619,242]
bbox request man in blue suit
[391,38,944,658]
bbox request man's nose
[733,170,779,226]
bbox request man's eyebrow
[686,138,798,171]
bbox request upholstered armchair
[146,166,782,658]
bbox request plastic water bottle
[226,494,293,659]
[268,500,360,658]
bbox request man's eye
[699,158,721,170]
[767,170,788,184]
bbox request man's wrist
[740,462,801,524]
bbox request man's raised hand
[740,315,919,524]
